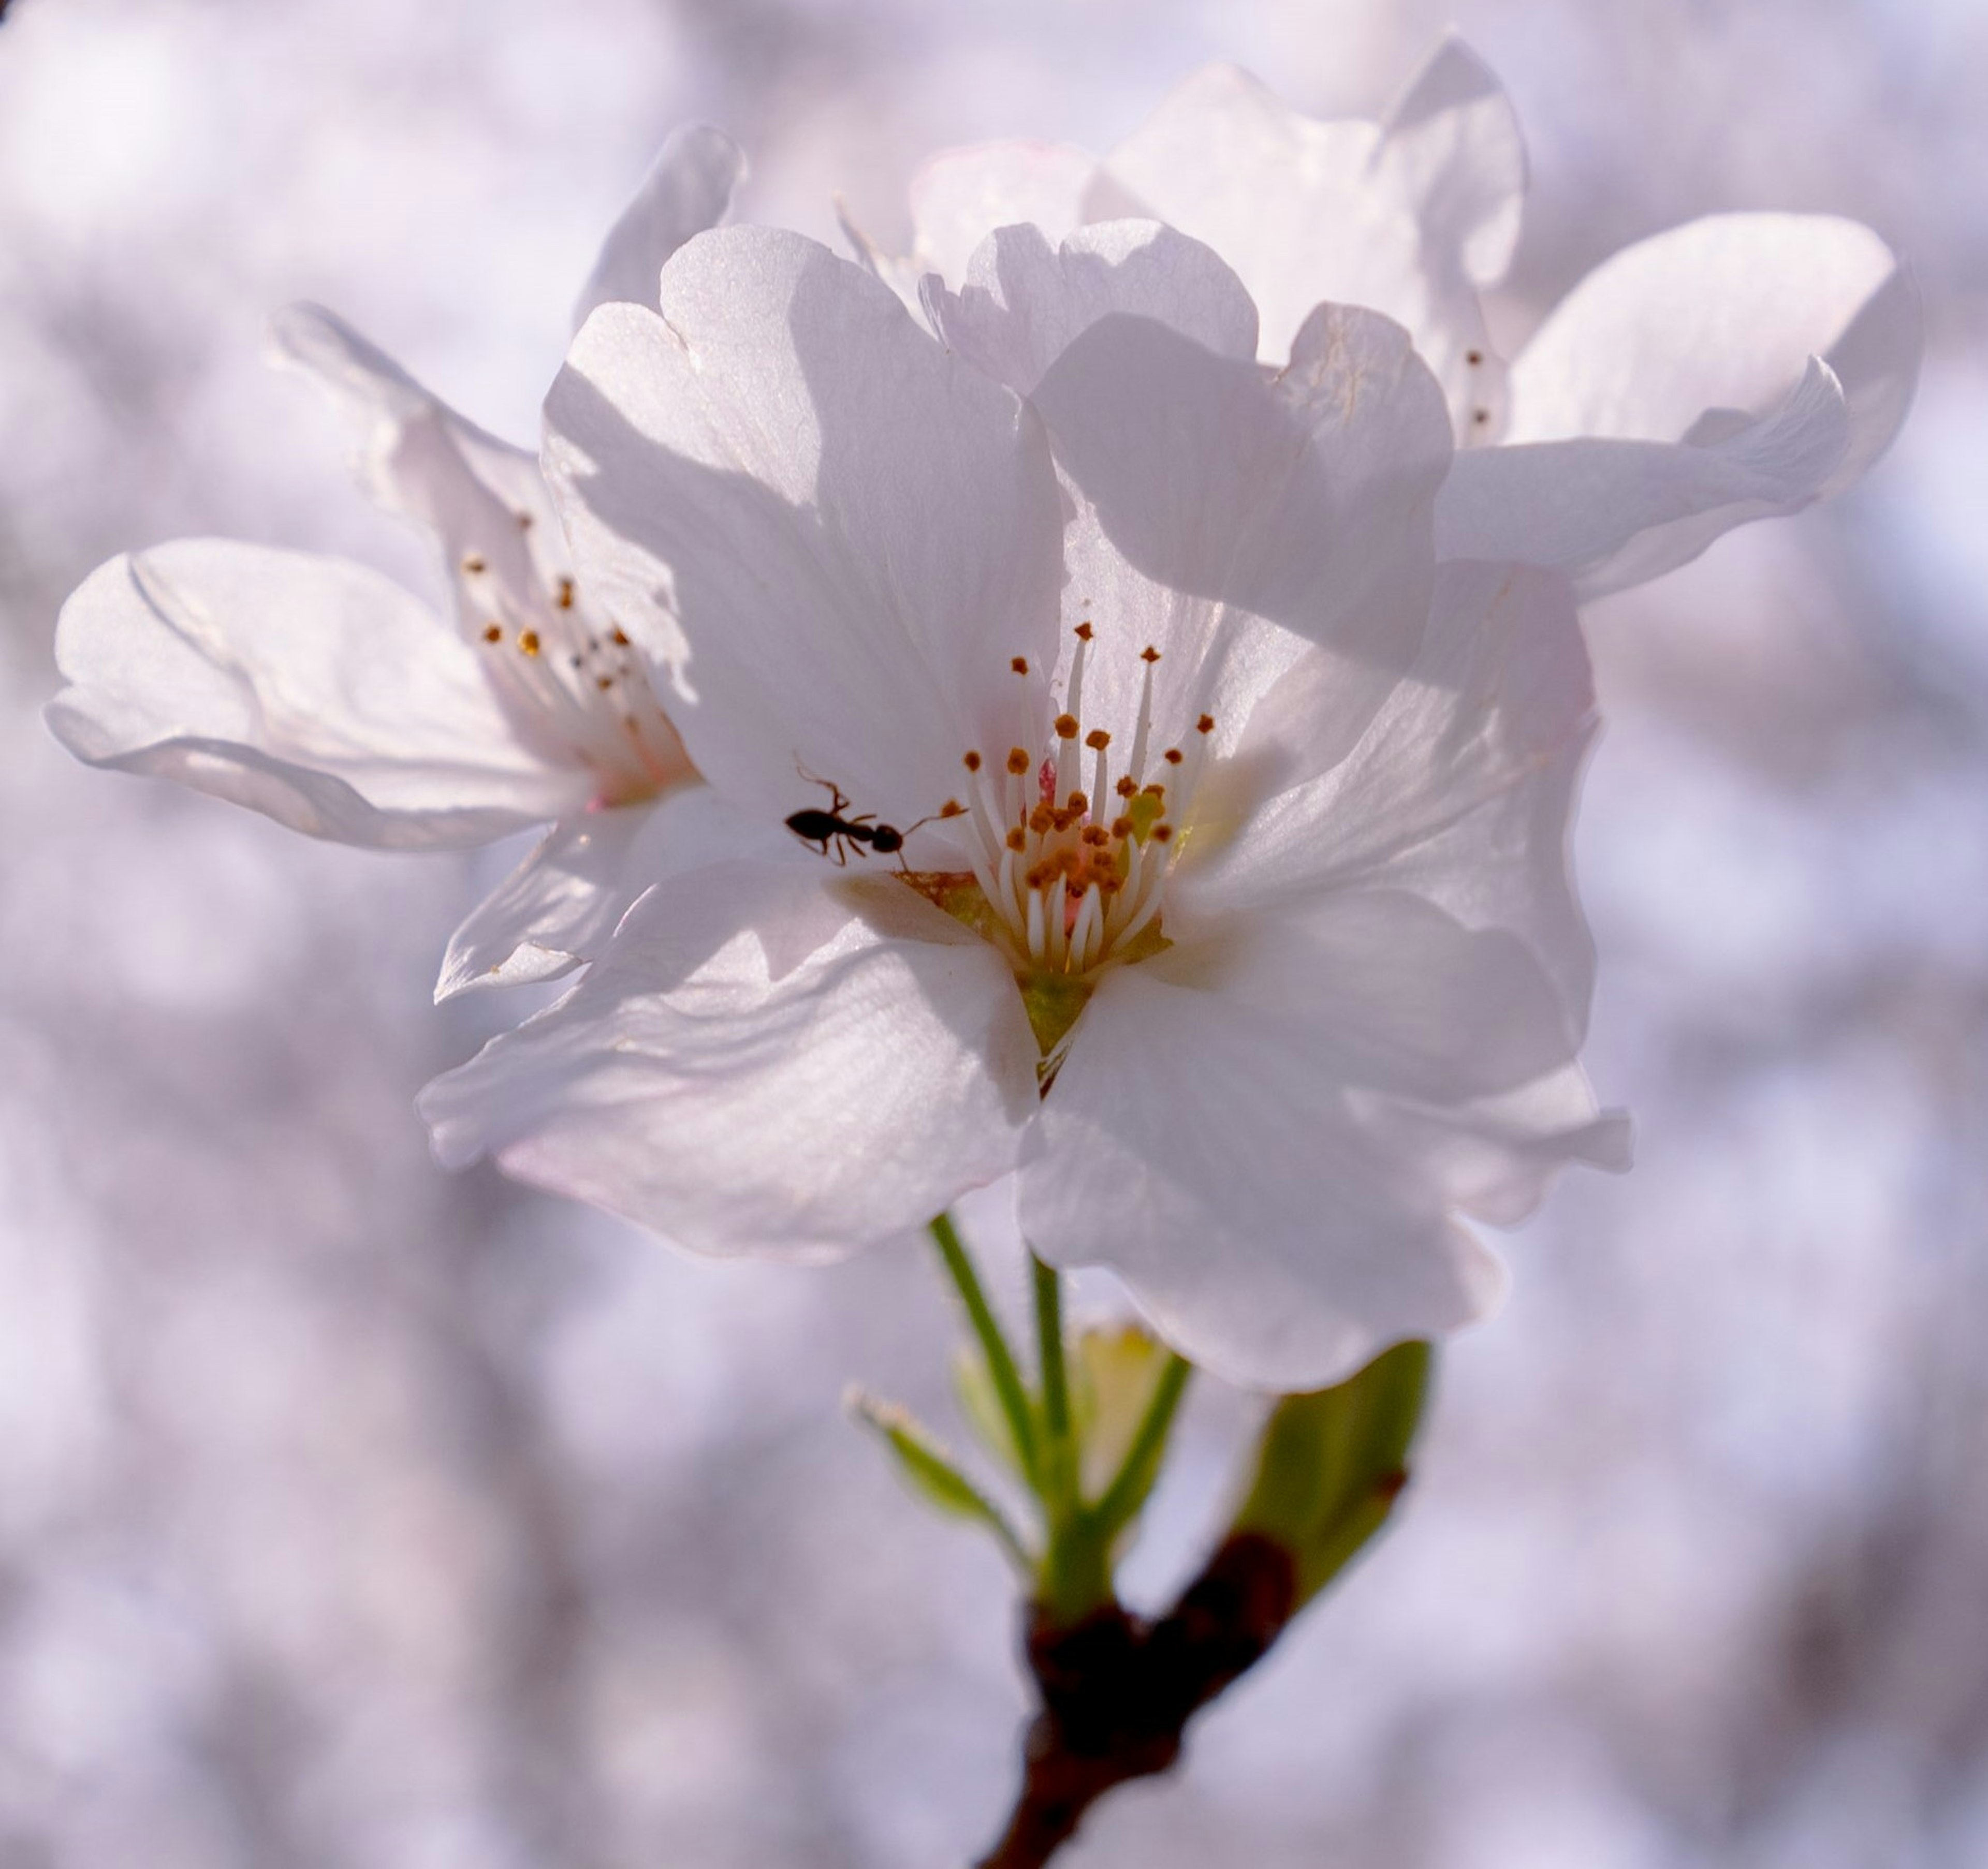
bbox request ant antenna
[889,802,967,872]
[793,756,848,816]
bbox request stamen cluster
[459,519,679,804]
[941,625,1213,978]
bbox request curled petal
[437,785,789,1000]
[1436,356,1851,596]
[48,541,587,848]
[1507,212,1919,496]
[1360,1062,1631,1231]
[422,863,1040,1258]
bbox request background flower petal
[924,218,1259,397]
[908,138,1097,285]
[270,302,571,632]
[1505,211,1920,497]
[570,123,747,331]
[1099,45,1521,438]
[47,541,591,848]
[1436,357,1851,596]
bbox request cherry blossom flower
[46,125,744,998]
[421,221,1627,1389]
[849,35,1918,601]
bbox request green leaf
[1230,1341,1432,1606]
[849,1390,1031,1570]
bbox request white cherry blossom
[422,222,1625,1389]
[46,125,745,998]
[851,35,1918,602]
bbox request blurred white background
[2,1,1985,1864]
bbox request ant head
[869,826,903,855]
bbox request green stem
[1031,1254,1071,1477]
[1031,1254,1115,1625]
[929,1214,1039,1489]
[1091,1352,1192,1533]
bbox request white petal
[1150,887,1580,1106]
[1180,562,1597,1024]
[571,123,746,330]
[421,864,1040,1258]
[48,541,589,848]
[1021,963,1507,1391]
[1362,1062,1631,1230]
[1027,302,1452,766]
[1436,356,1851,596]
[1099,50,1519,436]
[924,218,1259,398]
[1507,212,1920,495]
[836,199,927,321]
[270,302,569,629]
[1369,33,1526,436]
[1380,33,1526,293]
[436,785,787,999]
[545,226,1064,834]
[909,139,1097,284]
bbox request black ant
[785,770,911,865]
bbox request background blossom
[871,37,1917,604]
[2,2,1983,1865]
[45,128,744,998]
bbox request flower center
[913,624,1213,994]
[458,524,681,806]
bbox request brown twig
[976,1533,1300,1869]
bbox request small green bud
[1071,1323,1173,1503]
[1229,1341,1431,1607]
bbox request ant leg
[794,757,850,819]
